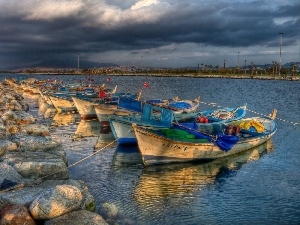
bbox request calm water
[1,74,300,225]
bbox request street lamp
[238,52,240,68]
[279,32,283,76]
[77,53,80,73]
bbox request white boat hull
[71,96,98,119]
[49,96,76,113]
[133,124,276,166]
[94,105,131,122]
[110,119,137,145]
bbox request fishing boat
[132,110,277,166]
[146,96,200,120]
[94,91,143,123]
[110,103,175,145]
[48,94,77,113]
[110,104,246,145]
[72,90,140,120]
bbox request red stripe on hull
[81,115,98,120]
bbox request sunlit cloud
[23,0,84,21]
[131,0,160,10]
[0,0,299,69]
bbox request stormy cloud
[0,0,299,69]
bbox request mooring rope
[0,127,134,193]
[29,127,135,188]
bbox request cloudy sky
[0,0,299,69]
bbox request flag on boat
[99,89,106,98]
[143,81,149,88]
[106,77,111,82]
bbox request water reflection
[74,119,102,138]
[133,140,274,208]
[93,123,115,149]
[51,113,81,126]
[112,144,143,166]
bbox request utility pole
[77,53,80,73]
[279,32,283,76]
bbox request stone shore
[0,80,109,224]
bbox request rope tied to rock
[30,139,118,183]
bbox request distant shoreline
[1,72,299,81]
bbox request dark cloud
[0,0,299,69]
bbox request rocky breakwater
[0,81,107,224]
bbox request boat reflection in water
[133,140,274,208]
[71,119,116,147]
[112,144,143,166]
[51,112,81,126]
[93,122,116,149]
[74,119,102,139]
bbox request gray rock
[0,180,92,207]
[99,202,119,219]
[22,124,50,136]
[0,204,36,225]
[0,162,23,184]
[11,134,62,151]
[0,140,17,157]
[14,111,37,124]
[0,162,25,193]
[44,210,108,225]
[1,151,68,180]
[1,110,17,123]
[29,184,83,219]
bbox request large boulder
[1,110,17,123]
[0,162,25,192]
[22,124,51,136]
[0,204,36,225]
[0,140,18,157]
[0,162,23,183]
[44,210,108,225]
[0,122,10,139]
[14,111,37,125]
[1,151,68,180]
[5,100,23,111]
[10,134,62,151]
[0,180,94,209]
[29,185,83,219]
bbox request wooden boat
[110,104,246,145]
[146,96,200,120]
[94,91,143,123]
[132,110,277,166]
[48,95,77,113]
[72,91,140,120]
[94,104,133,123]
[110,103,175,145]
[71,95,100,119]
